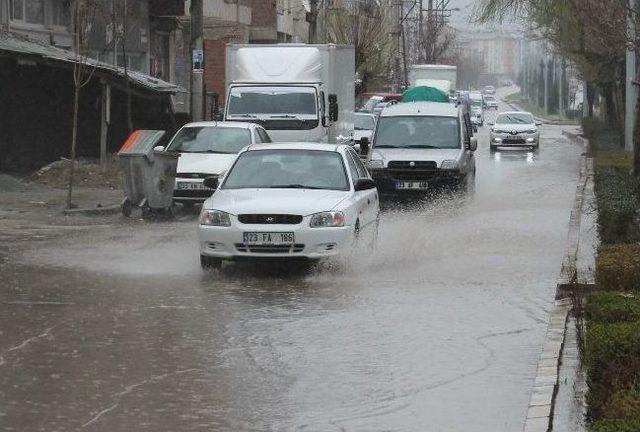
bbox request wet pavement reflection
[0,106,583,431]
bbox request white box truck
[224,44,355,143]
[408,64,458,94]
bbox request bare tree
[67,0,98,209]
[324,0,394,91]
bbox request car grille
[502,139,526,144]
[238,214,303,224]
[178,173,217,179]
[387,161,438,181]
[235,244,305,253]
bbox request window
[52,0,70,26]
[10,0,24,21]
[25,0,44,24]
[351,150,370,178]
[257,128,271,143]
[345,151,360,182]
[374,116,461,149]
[166,127,252,154]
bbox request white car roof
[379,102,458,118]
[244,142,346,152]
[180,121,257,129]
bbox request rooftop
[380,102,459,118]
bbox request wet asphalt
[0,98,583,431]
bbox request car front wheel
[200,255,222,269]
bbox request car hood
[371,148,462,168]
[205,189,349,216]
[176,153,237,176]
[353,130,373,141]
[492,124,537,132]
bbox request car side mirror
[535,121,543,126]
[354,178,376,191]
[328,94,339,122]
[469,137,478,152]
[153,145,165,152]
[359,137,370,156]
[203,176,219,190]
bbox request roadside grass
[587,135,640,431]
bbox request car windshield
[222,149,349,191]
[166,127,251,154]
[227,86,317,118]
[496,113,534,124]
[374,116,460,149]
[354,115,375,130]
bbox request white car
[161,121,271,207]
[484,95,498,110]
[198,143,380,268]
[489,111,542,151]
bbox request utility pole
[308,0,319,44]
[190,0,204,122]
[417,0,423,62]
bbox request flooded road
[0,99,583,431]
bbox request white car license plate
[243,232,295,245]
[177,182,209,190]
[396,181,428,190]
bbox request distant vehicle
[489,111,542,151]
[352,112,377,146]
[483,85,496,95]
[372,100,398,116]
[357,93,402,112]
[162,122,271,206]
[469,92,485,126]
[366,102,477,195]
[408,64,457,96]
[198,143,379,268]
[484,95,498,110]
[224,44,355,143]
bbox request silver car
[489,112,541,151]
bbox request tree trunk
[634,85,640,177]
[66,82,80,209]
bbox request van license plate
[396,181,428,190]
[177,182,209,190]
[243,232,295,245]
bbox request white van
[365,102,477,195]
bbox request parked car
[489,111,542,151]
[198,143,379,268]
[484,95,498,110]
[365,102,477,195]
[352,112,377,145]
[161,122,271,207]
[357,93,402,113]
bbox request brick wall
[204,37,228,112]
[247,0,276,28]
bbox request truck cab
[365,102,477,195]
[224,44,355,144]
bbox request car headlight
[310,211,345,228]
[525,129,537,134]
[367,159,384,169]
[440,160,459,170]
[200,210,231,226]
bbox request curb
[523,134,595,432]
[62,204,122,216]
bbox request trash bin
[118,130,180,218]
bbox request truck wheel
[200,255,222,269]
